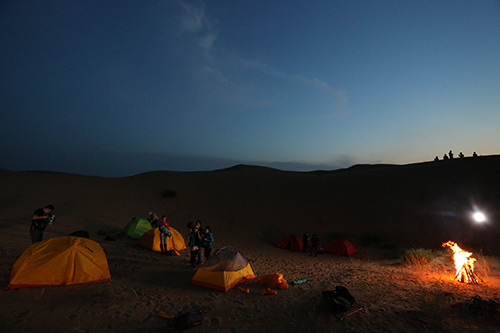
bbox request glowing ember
[442,241,479,284]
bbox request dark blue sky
[1,1,499,177]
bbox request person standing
[158,215,171,254]
[194,220,203,264]
[30,204,55,243]
[302,231,309,253]
[202,226,214,259]
[148,211,159,228]
[309,234,320,257]
[187,227,200,269]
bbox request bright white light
[473,212,486,223]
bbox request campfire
[442,241,483,284]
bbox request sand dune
[1,156,500,331]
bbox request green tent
[122,218,153,239]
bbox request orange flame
[442,241,476,283]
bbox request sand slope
[1,156,500,331]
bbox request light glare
[473,212,486,223]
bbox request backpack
[168,310,204,330]
[322,286,355,314]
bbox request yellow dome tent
[7,236,110,289]
[137,227,186,255]
[191,248,255,292]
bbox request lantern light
[473,211,486,223]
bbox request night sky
[1,1,499,177]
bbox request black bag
[69,230,90,239]
[322,286,355,314]
[168,310,204,330]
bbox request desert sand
[1,156,500,332]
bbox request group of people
[149,212,215,266]
[30,207,215,270]
[434,150,479,161]
[302,231,324,257]
[187,220,214,269]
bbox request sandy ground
[1,231,500,332]
[1,158,500,332]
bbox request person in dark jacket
[202,226,214,259]
[303,231,309,253]
[194,220,203,264]
[187,227,200,269]
[309,234,320,257]
[30,204,55,243]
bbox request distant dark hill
[218,164,283,173]
[0,168,12,174]
[1,155,500,256]
[132,155,500,254]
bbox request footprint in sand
[15,310,32,320]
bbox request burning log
[455,263,483,285]
[442,241,483,285]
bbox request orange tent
[7,236,110,289]
[137,227,186,255]
[191,249,255,292]
[277,234,303,251]
[325,238,357,256]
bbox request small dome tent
[191,248,255,292]
[122,218,153,239]
[7,236,110,289]
[325,238,357,256]
[277,234,303,251]
[137,227,186,255]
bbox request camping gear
[137,227,186,255]
[277,234,303,251]
[338,307,365,321]
[69,230,90,238]
[257,273,289,290]
[167,311,204,330]
[261,288,277,295]
[452,295,500,320]
[122,218,153,239]
[191,248,255,292]
[322,286,356,315]
[239,286,250,294]
[337,306,365,321]
[7,236,110,289]
[158,311,174,319]
[325,238,357,256]
[292,279,308,285]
